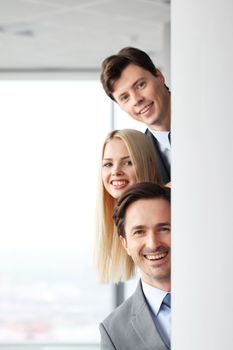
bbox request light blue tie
[157,293,171,348]
[163,293,171,308]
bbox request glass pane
[0,80,112,344]
[113,103,146,131]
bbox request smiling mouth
[111,180,129,187]
[144,252,168,261]
[139,102,153,115]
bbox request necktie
[163,293,171,308]
[157,293,171,348]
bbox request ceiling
[0,0,170,78]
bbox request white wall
[172,0,233,348]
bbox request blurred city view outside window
[0,80,114,345]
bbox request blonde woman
[95,129,161,283]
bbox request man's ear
[156,69,165,83]
[119,235,131,256]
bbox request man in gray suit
[100,47,171,185]
[100,182,171,350]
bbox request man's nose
[146,232,160,249]
[132,91,143,106]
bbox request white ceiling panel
[83,0,170,22]
[0,0,58,22]
[0,0,170,77]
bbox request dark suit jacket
[99,281,169,350]
[145,129,170,185]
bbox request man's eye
[137,81,145,89]
[133,230,144,236]
[120,94,129,102]
[160,227,170,233]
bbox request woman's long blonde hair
[95,129,161,283]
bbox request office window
[113,103,145,132]
[0,80,112,345]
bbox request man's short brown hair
[100,47,157,101]
[113,182,170,238]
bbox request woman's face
[102,138,137,199]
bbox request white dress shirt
[148,129,171,167]
[142,280,171,348]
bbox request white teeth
[145,253,166,260]
[139,103,153,114]
[112,180,128,186]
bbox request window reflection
[0,80,112,344]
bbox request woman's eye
[124,160,132,166]
[103,162,112,167]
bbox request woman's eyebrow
[103,156,130,160]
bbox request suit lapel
[145,128,170,185]
[130,282,169,350]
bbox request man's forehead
[125,198,170,224]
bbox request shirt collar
[149,129,171,150]
[141,280,169,316]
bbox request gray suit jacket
[145,129,170,185]
[99,281,169,350]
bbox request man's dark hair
[113,182,170,238]
[100,47,158,101]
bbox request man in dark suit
[100,182,171,350]
[100,47,171,185]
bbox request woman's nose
[112,164,123,176]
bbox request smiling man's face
[120,198,171,290]
[112,64,170,131]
